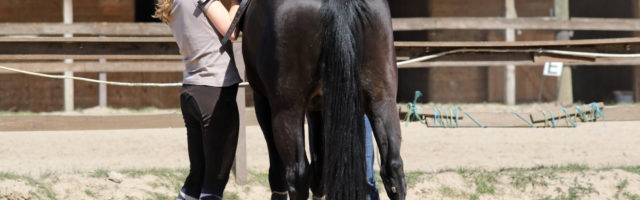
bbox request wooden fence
[2,17,640,183]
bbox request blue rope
[541,111,549,127]
[561,107,576,127]
[513,111,535,127]
[463,111,485,128]
[413,91,422,104]
[549,110,556,128]
[590,102,603,121]
[441,107,448,128]
[404,90,430,127]
[576,105,587,122]
[447,108,454,128]
[454,107,459,128]
[411,91,424,123]
[412,103,422,122]
[436,107,445,128]
[404,103,409,127]
[432,107,440,127]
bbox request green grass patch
[119,168,188,192]
[439,186,468,199]
[84,189,98,198]
[248,170,270,188]
[543,178,598,200]
[616,179,629,199]
[223,191,240,200]
[0,172,23,180]
[371,170,425,190]
[89,168,188,192]
[456,169,498,199]
[405,171,426,188]
[549,164,589,172]
[509,170,554,191]
[619,166,640,175]
[0,172,56,199]
[89,169,110,178]
[149,192,170,200]
[623,192,640,200]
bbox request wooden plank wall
[635,0,640,102]
[0,1,63,22]
[635,67,640,102]
[489,0,557,103]
[426,0,499,103]
[0,0,134,22]
[392,0,558,103]
[0,0,183,112]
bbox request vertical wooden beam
[555,0,573,105]
[64,70,74,111]
[635,67,640,102]
[232,42,247,185]
[99,35,107,108]
[63,0,73,31]
[63,0,74,111]
[99,72,107,107]
[635,0,640,102]
[504,0,517,105]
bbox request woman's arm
[205,0,240,41]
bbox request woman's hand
[205,0,240,41]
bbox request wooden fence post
[555,0,574,105]
[98,35,108,108]
[504,0,517,105]
[233,42,247,185]
[63,0,74,112]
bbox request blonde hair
[153,0,173,23]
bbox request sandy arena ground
[1,117,640,199]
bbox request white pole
[504,0,517,105]
[555,0,573,105]
[99,72,107,107]
[99,35,107,108]
[63,0,74,112]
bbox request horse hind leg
[271,104,310,200]
[366,97,407,200]
[306,111,325,199]
[253,92,289,200]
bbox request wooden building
[1,0,639,112]
[390,0,640,104]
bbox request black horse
[241,0,406,199]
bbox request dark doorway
[135,0,161,22]
[569,0,635,103]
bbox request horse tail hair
[320,0,370,199]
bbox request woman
[154,0,241,199]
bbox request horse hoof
[271,191,288,200]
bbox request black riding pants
[180,84,239,199]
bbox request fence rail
[3,36,640,73]
[392,17,640,31]
[2,17,640,36]
[1,18,640,185]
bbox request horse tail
[320,0,370,199]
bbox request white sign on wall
[543,62,564,77]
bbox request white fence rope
[0,65,248,87]
[2,48,640,87]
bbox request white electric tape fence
[2,48,640,87]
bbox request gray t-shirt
[169,0,242,87]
